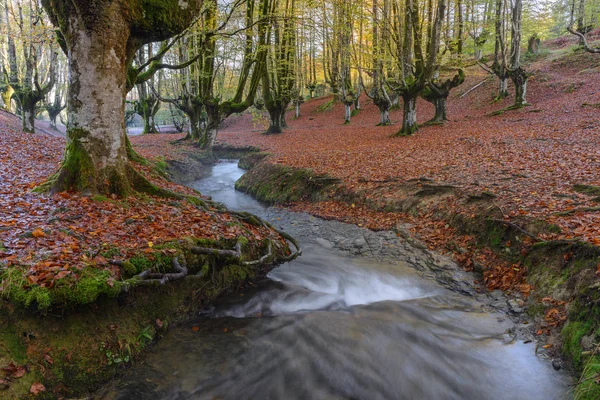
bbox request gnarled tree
[40,0,203,196]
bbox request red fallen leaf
[1,363,16,375]
[32,228,45,238]
[44,354,54,365]
[191,326,200,331]
[156,318,164,329]
[13,366,26,378]
[55,270,71,280]
[30,382,46,395]
[27,275,39,285]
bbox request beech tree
[262,0,297,134]
[363,0,394,126]
[39,0,203,196]
[4,0,56,133]
[158,0,268,148]
[389,0,447,135]
[44,55,66,129]
[568,0,600,53]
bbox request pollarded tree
[567,0,600,53]
[421,68,464,123]
[39,0,203,196]
[507,0,528,108]
[262,0,298,134]
[5,0,57,133]
[389,0,447,135]
[44,55,66,129]
[158,0,268,149]
[362,0,394,126]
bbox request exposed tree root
[489,219,541,241]
[554,207,600,217]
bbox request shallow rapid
[98,160,573,400]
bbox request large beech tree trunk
[41,0,202,196]
[49,9,132,195]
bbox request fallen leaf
[32,228,45,238]
[30,382,46,395]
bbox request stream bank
[233,152,600,399]
[0,147,295,399]
[98,159,572,400]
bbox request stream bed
[98,160,573,400]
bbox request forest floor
[1,39,600,397]
[215,45,600,297]
[0,108,286,397]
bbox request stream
[98,160,573,400]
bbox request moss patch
[235,163,340,204]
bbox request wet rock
[315,238,334,249]
[552,359,562,371]
[508,299,524,314]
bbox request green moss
[563,321,593,368]
[92,194,109,202]
[217,264,250,288]
[526,302,546,318]
[573,184,600,197]
[316,99,334,112]
[129,252,172,274]
[0,326,28,364]
[235,163,340,204]
[574,356,600,400]
[185,195,208,209]
[0,266,123,311]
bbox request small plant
[137,325,154,344]
[105,350,130,366]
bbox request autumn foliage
[0,111,274,309]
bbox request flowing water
[99,160,573,400]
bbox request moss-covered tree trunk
[47,8,132,195]
[399,95,418,135]
[509,67,528,108]
[20,93,38,133]
[1,86,14,113]
[265,105,285,135]
[421,70,464,124]
[41,0,202,196]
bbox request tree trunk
[498,77,508,99]
[49,111,59,129]
[509,67,528,108]
[266,107,284,134]
[203,123,218,151]
[432,97,447,122]
[1,87,14,112]
[188,112,202,141]
[344,104,351,124]
[295,103,301,118]
[46,9,133,195]
[21,95,37,133]
[398,96,418,135]
[380,110,391,126]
